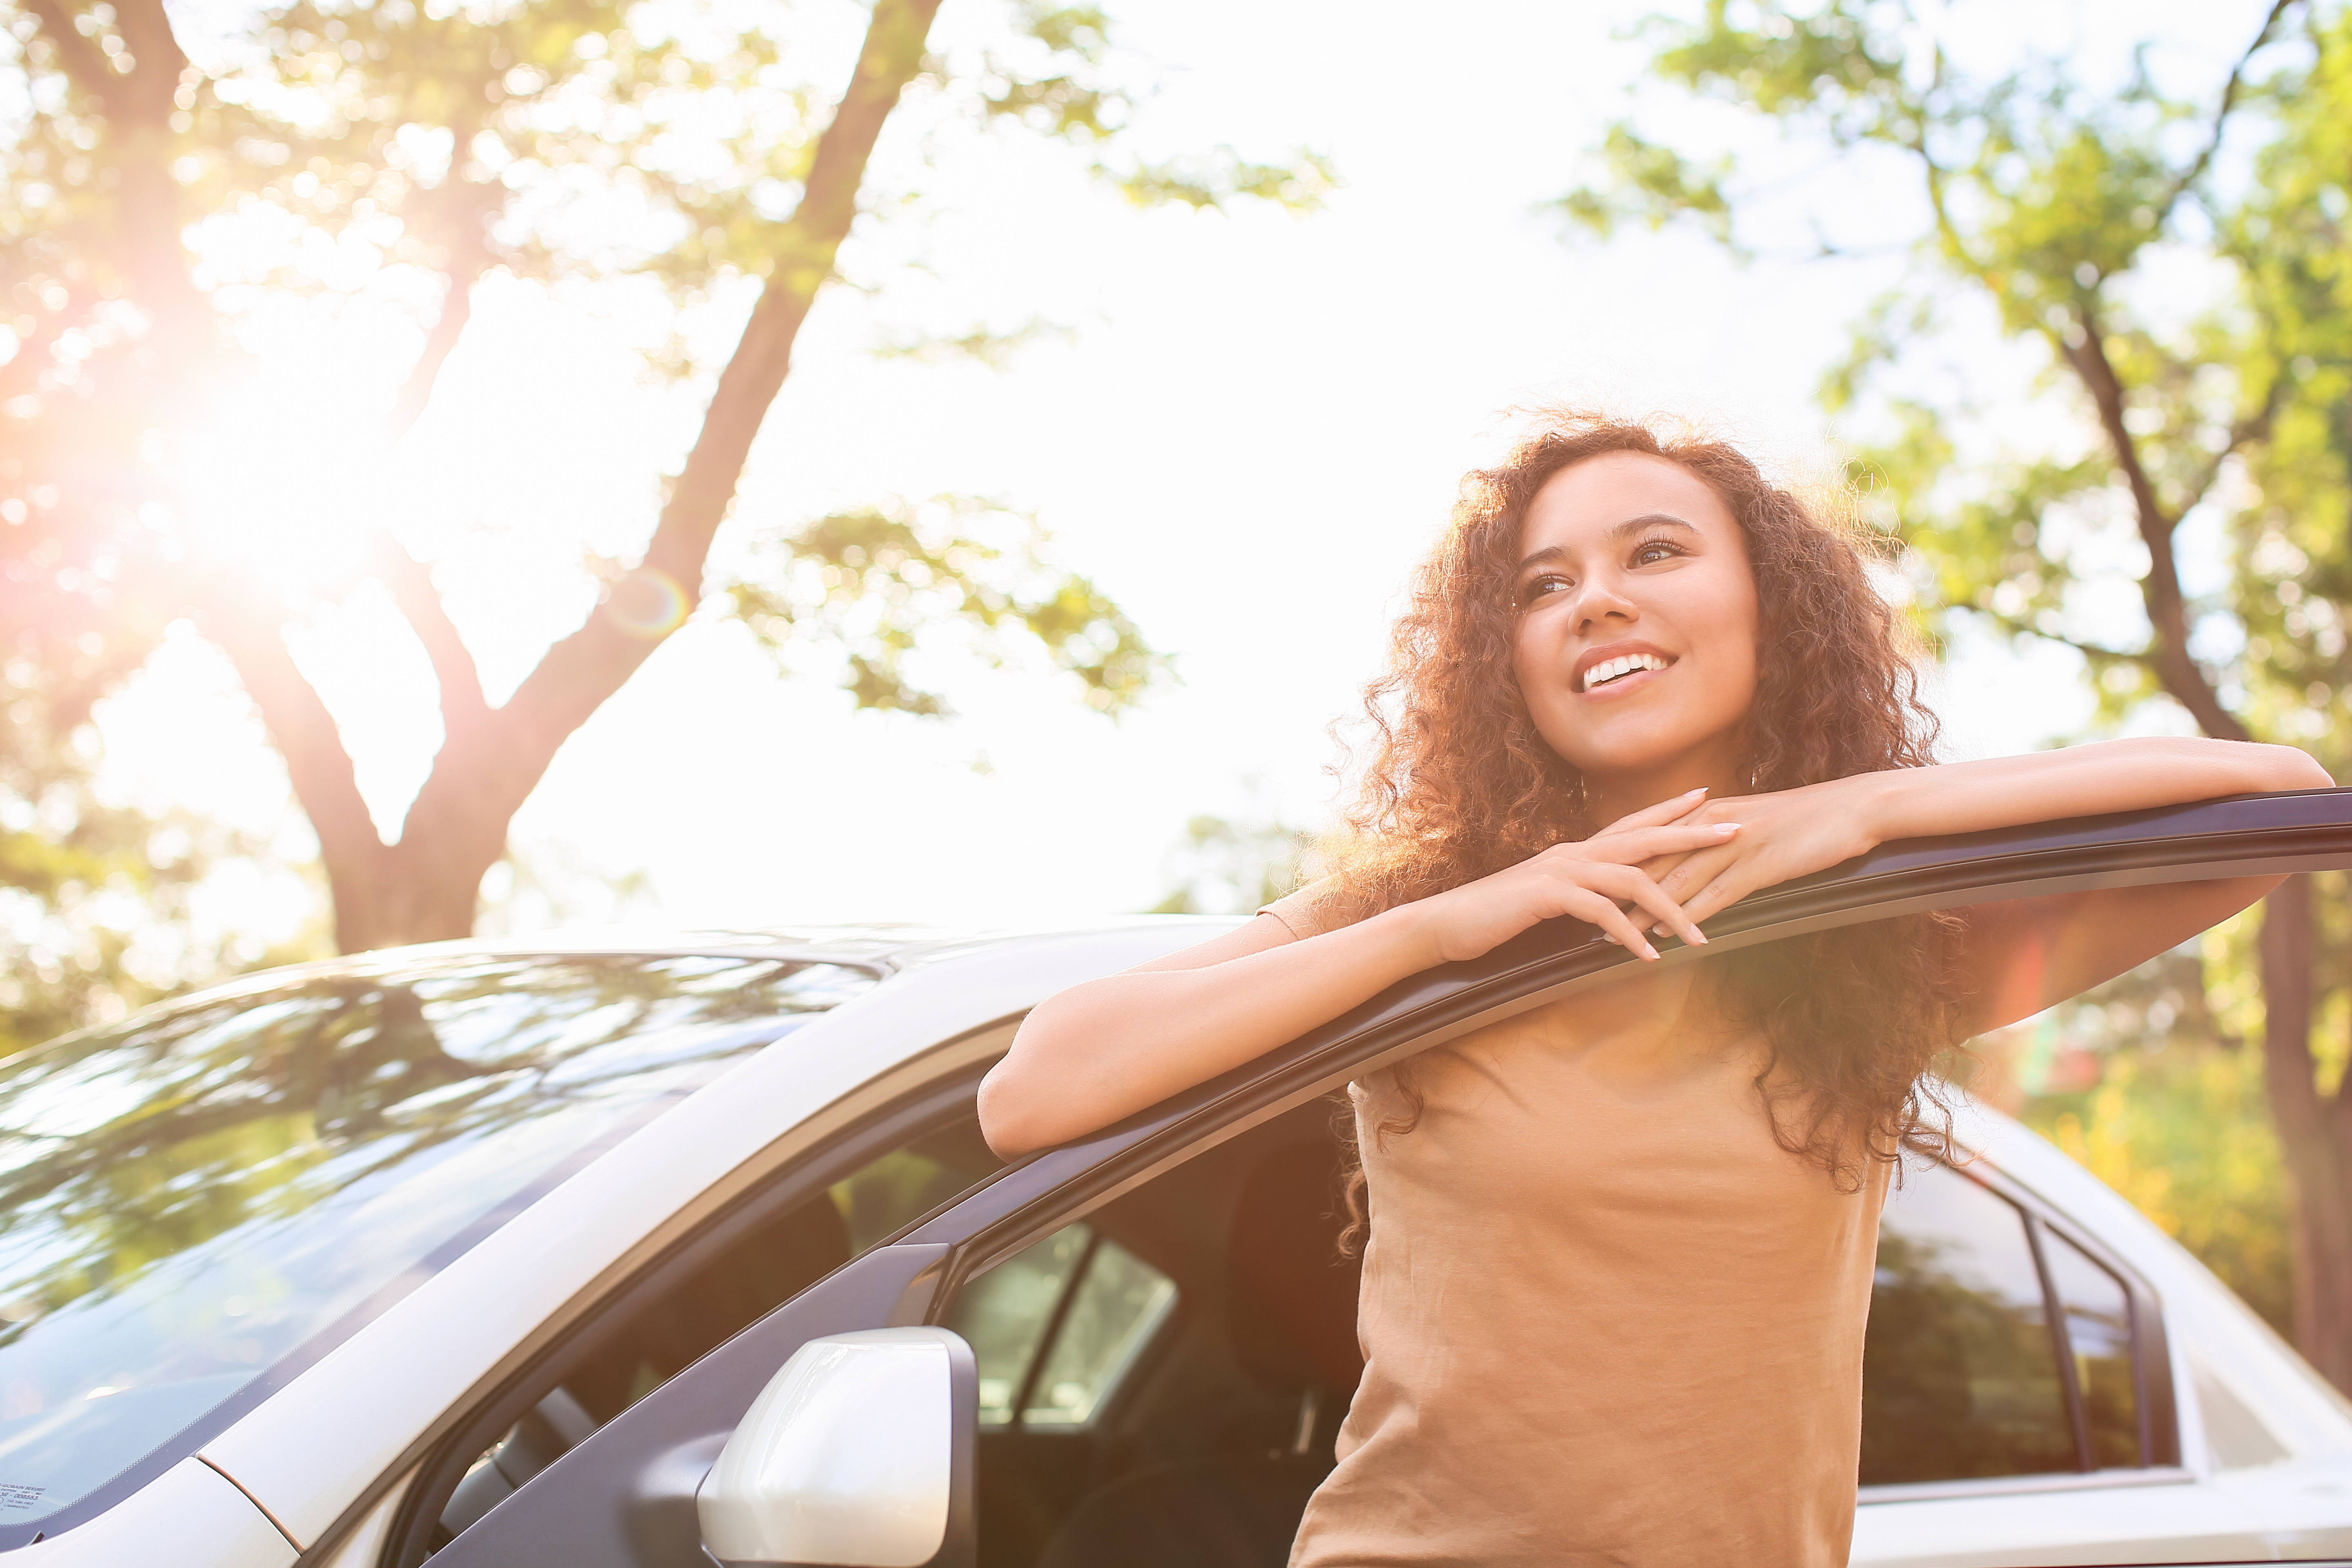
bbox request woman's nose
[1575,575,1638,631]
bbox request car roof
[22,915,1246,1055]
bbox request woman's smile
[1511,451,1761,809]
[1574,640,1678,697]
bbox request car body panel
[1849,1473,2267,1567]
[12,1459,296,1567]
[196,921,1227,1552]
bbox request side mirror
[697,1327,976,1568]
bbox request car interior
[420,1091,1358,1566]
[422,1036,2184,1566]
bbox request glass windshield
[0,951,874,1533]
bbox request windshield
[0,951,875,1536]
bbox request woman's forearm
[1858,737,2332,848]
[977,904,1443,1158]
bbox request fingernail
[1602,931,1621,944]
[1641,943,1660,960]
[1685,786,1708,795]
[1716,822,1740,833]
[1689,931,1707,945]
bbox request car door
[401,790,2352,1568]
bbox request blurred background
[5,0,2348,1365]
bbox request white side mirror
[697,1327,976,1568]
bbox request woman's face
[1511,451,1761,806]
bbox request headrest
[1225,1139,1363,1394]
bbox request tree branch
[370,535,488,723]
[198,584,390,950]
[2176,372,2285,521]
[2164,0,2296,214]
[387,195,501,437]
[1976,608,2154,668]
[394,0,948,867]
[41,0,211,352]
[2057,304,2252,742]
[21,0,114,96]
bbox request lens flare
[603,566,692,639]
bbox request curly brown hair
[1323,410,1971,1240]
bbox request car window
[433,1097,1004,1551]
[2041,1225,2140,1468]
[0,953,874,1535]
[948,1223,1179,1429]
[1862,1163,2075,1483]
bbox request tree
[2,0,1329,953]
[0,710,281,1057]
[1147,806,1310,916]
[1564,1,2352,1381]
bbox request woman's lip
[1577,662,1672,700]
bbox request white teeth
[1581,653,1670,692]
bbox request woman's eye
[1631,540,1681,567]
[1520,574,1570,606]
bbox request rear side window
[1861,1161,2150,1486]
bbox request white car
[9,792,2352,1568]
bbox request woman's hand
[1633,775,1886,933]
[1410,788,1742,964]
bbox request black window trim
[909,789,2352,1299]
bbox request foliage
[0,0,1330,950]
[2027,1042,2294,1334]
[727,495,1163,718]
[1149,808,1309,916]
[0,697,312,1058]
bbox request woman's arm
[1644,736,2331,1027]
[977,795,1740,1158]
[1647,737,2330,926]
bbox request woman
[978,411,2328,1566]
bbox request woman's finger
[1566,887,1662,960]
[1637,849,1693,888]
[1594,786,1712,837]
[1653,859,1770,933]
[1578,821,1741,866]
[1644,843,1745,933]
[1653,840,1741,899]
[1577,864,1706,947]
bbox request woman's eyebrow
[1517,514,1701,572]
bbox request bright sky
[91,0,2274,947]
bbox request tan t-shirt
[1262,882,1887,1568]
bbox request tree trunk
[206,0,947,957]
[2063,310,2352,1388]
[2259,877,2352,1386]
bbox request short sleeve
[1256,876,1370,941]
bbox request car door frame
[398,788,2352,1568]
